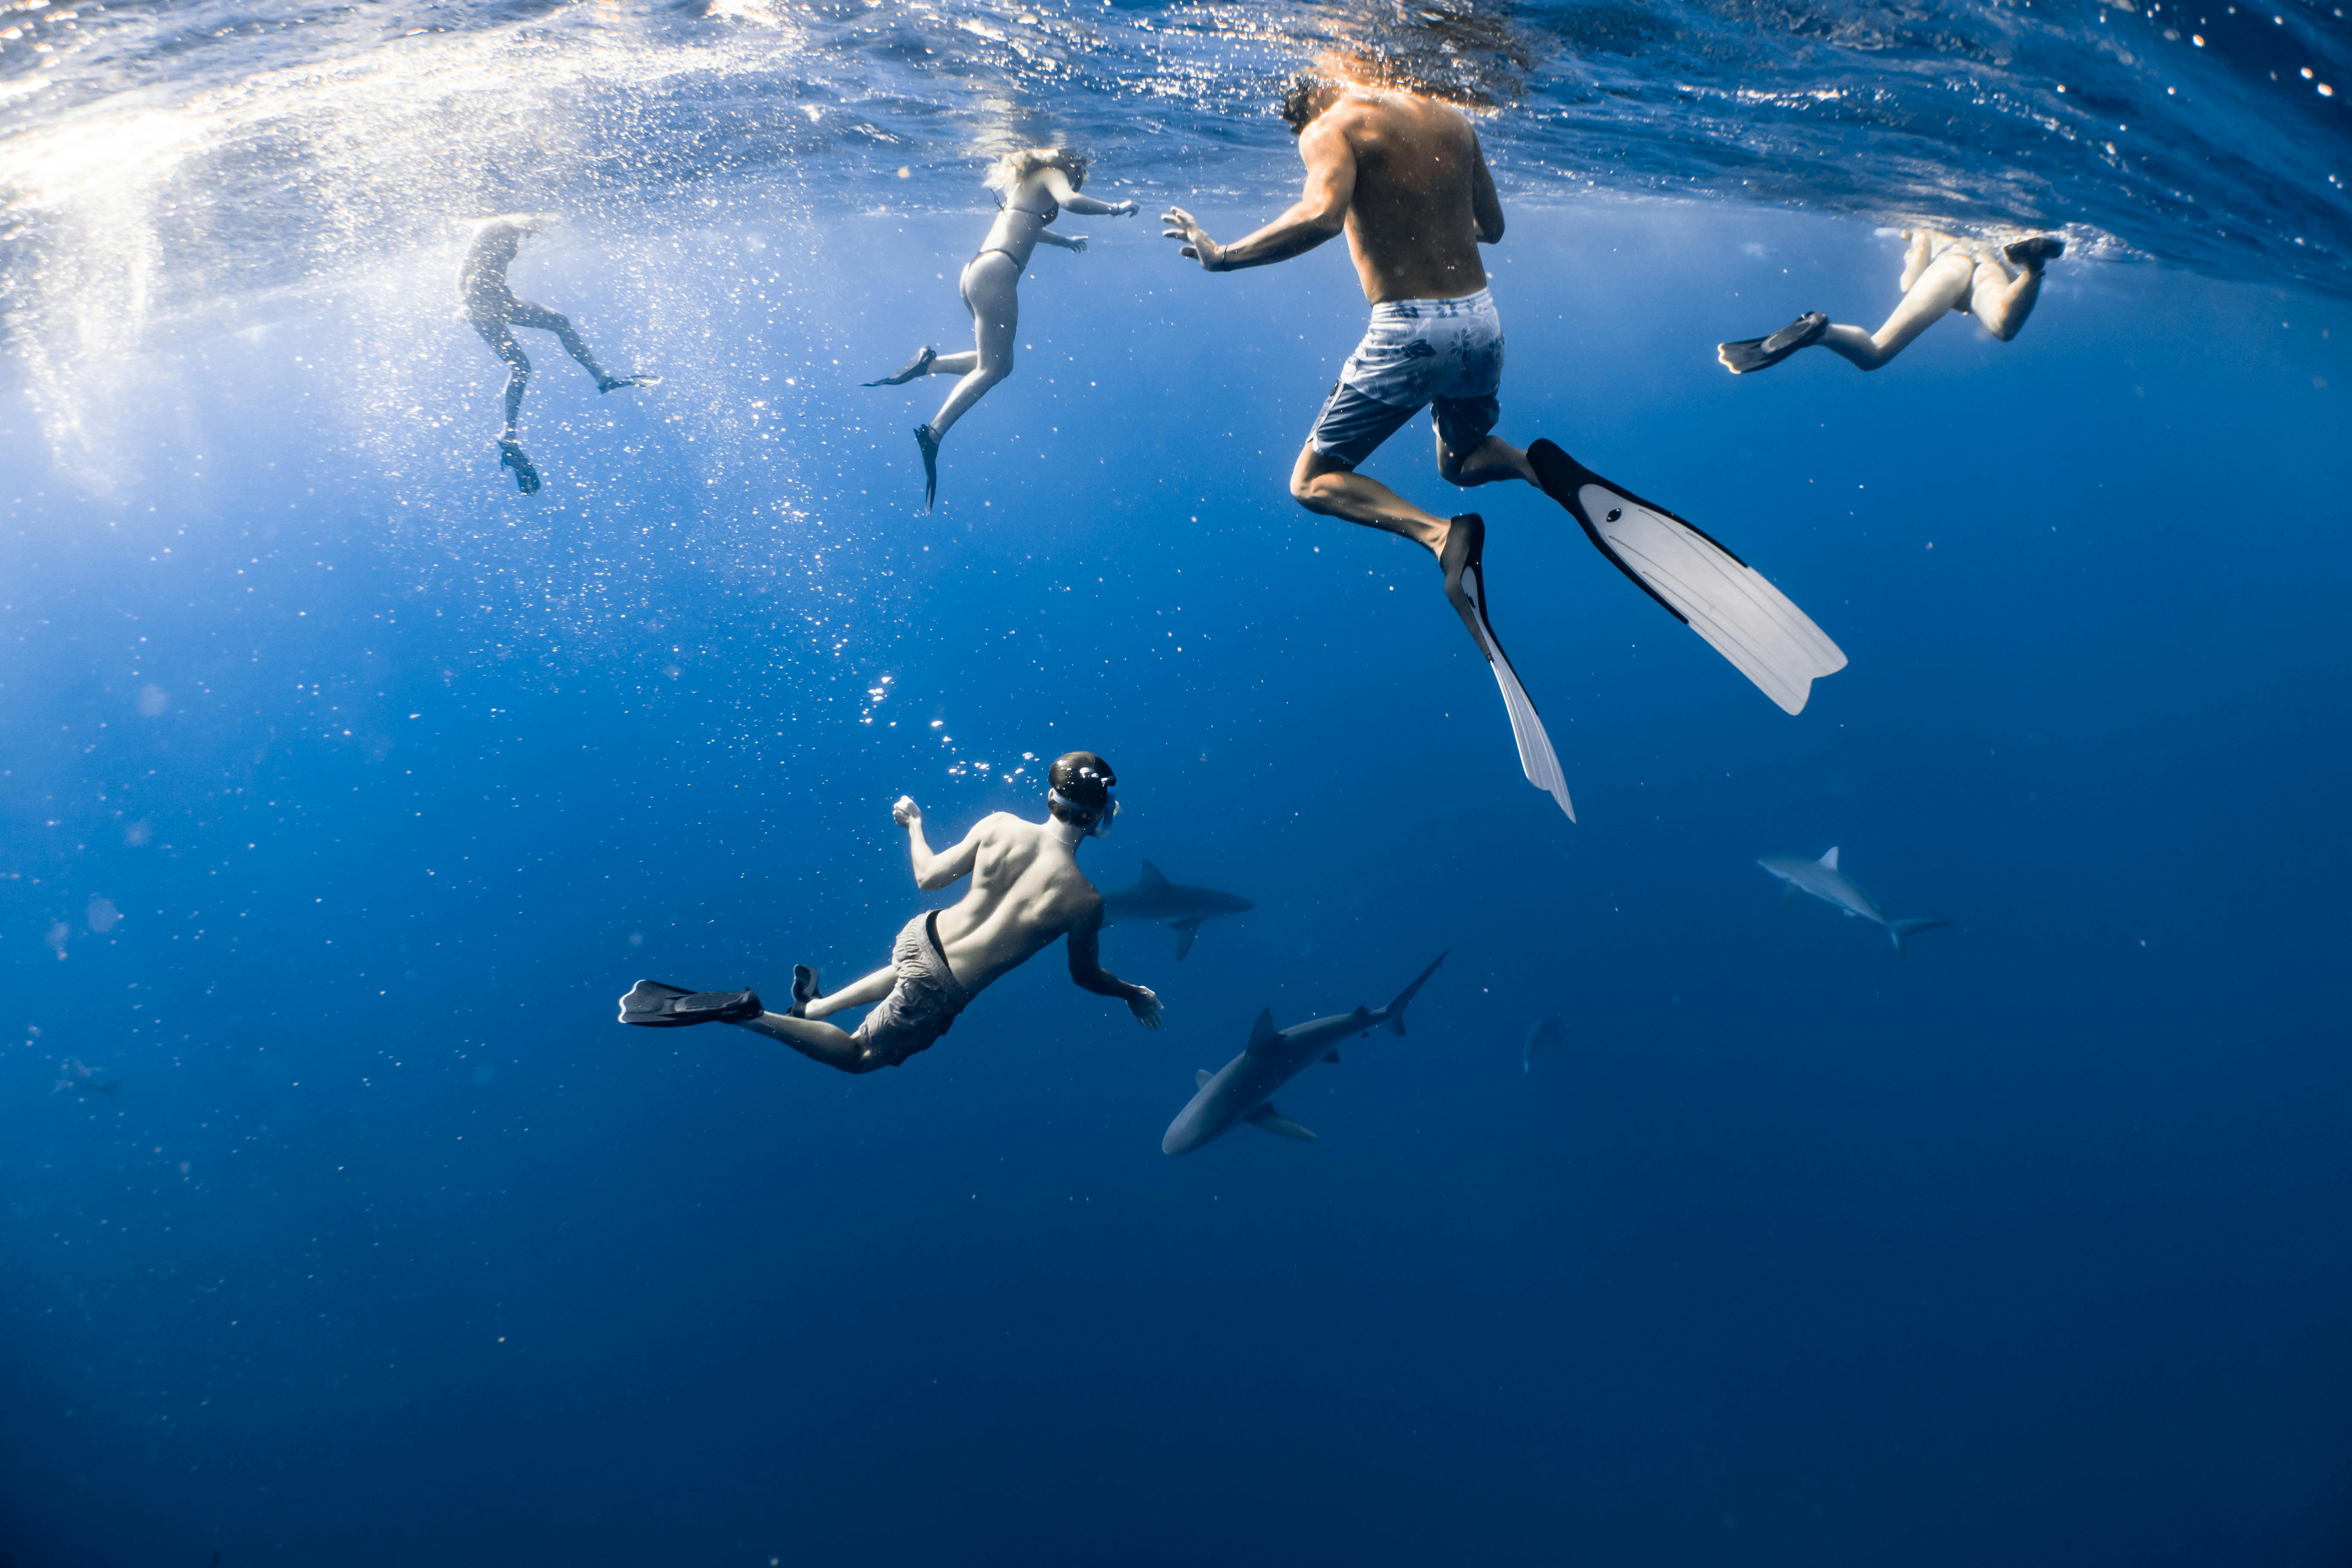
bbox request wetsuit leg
[508,299,613,385]
[476,318,532,438]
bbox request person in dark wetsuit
[861,150,1140,509]
[460,216,655,494]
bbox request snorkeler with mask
[1717,228,2065,374]
[862,149,1141,509]
[460,215,658,494]
[618,753,1164,1073]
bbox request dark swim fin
[598,374,660,393]
[619,980,763,1027]
[1716,311,1828,374]
[2003,234,2064,269]
[1438,514,1573,821]
[498,438,541,495]
[788,964,824,1020]
[1527,439,1847,716]
[864,346,936,386]
[914,423,940,511]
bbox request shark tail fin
[1888,918,1953,955]
[1383,951,1448,1036]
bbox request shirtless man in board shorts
[1159,65,1574,815]
[617,753,1162,1072]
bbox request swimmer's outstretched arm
[897,796,981,890]
[1036,230,1090,252]
[1039,168,1139,219]
[1163,118,1354,272]
[1066,904,1164,1028]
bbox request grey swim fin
[619,980,763,1027]
[1439,513,1574,821]
[1526,441,1847,716]
[914,423,940,511]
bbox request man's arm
[1470,135,1505,244]
[1161,118,1356,273]
[1066,901,1164,1028]
[894,796,983,891]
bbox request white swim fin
[1527,441,1847,715]
[1439,513,1575,821]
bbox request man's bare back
[616,751,1160,1074]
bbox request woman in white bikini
[1717,228,2065,375]
[863,148,1139,508]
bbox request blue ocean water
[3,3,2350,1565]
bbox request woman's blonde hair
[985,147,1089,193]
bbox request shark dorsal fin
[1819,846,1841,871]
[1247,1008,1278,1050]
[1138,861,1169,888]
[1195,1068,1214,1089]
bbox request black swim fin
[2003,234,2064,269]
[599,374,660,393]
[788,964,824,1020]
[498,438,541,495]
[1716,311,1828,374]
[914,423,940,511]
[864,346,936,386]
[1439,514,1573,820]
[618,980,763,1027]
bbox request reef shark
[1102,861,1253,960]
[1161,952,1446,1155]
[1758,847,1953,954]
[52,1056,121,1101]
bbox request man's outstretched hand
[1161,208,1225,271]
[1128,985,1165,1029]
[892,795,922,829]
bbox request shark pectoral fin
[1323,1049,1340,1064]
[1244,1103,1317,1141]
[1195,1068,1215,1089]
[1172,918,1201,961]
[1138,861,1170,888]
[1247,1009,1279,1051]
[1782,880,1801,904]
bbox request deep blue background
[3,205,2349,1565]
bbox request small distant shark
[1161,952,1446,1155]
[1102,861,1254,960]
[1523,1014,1563,1073]
[1758,847,1953,955]
[53,1056,122,1102]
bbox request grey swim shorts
[851,910,971,1068]
[1308,286,1504,468]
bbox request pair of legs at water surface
[1719,227,2064,375]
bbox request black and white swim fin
[1439,513,1574,821]
[618,980,764,1028]
[1716,311,1828,375]
[1527,441,1847,716]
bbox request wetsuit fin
[1439,514,1575,821]
[1527,441,1847,716]
[498,438,541,495]
[914,423,940,511]
[2002,234,2064,269]
[598,374,660,393]
[1716,311,1828,375]
[618,980,763,1027]
[864,346,937,386]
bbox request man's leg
[730,965,896,1073]
[1290,444,1456,554]
[1817,249,1974,371]
[481,325,531,439]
